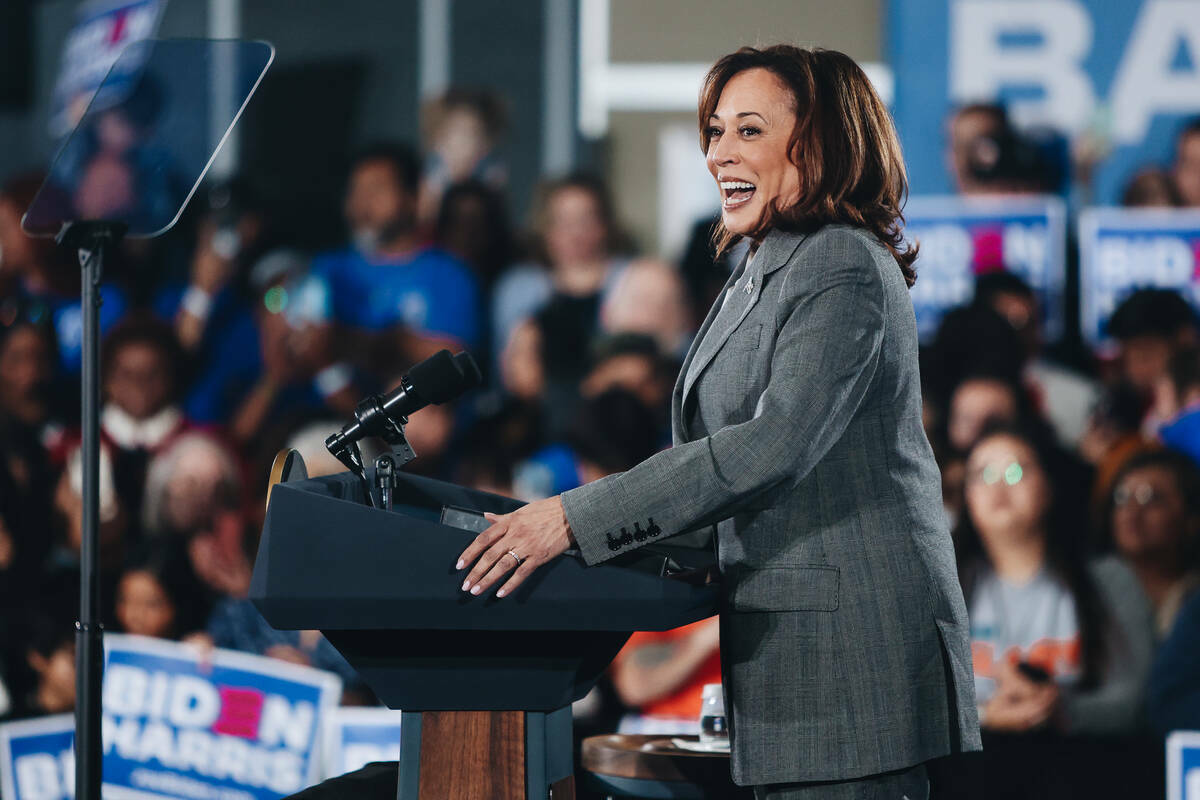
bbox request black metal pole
[76,234,104,800]
[57,222,125,800]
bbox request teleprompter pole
[57,221,127,800]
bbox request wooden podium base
[397,708,575,800]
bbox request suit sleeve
[561,233,887,565]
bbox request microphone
[325,350,481,459]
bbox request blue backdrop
[889,0,1200,204]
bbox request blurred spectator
[227,266,350,447]
[306,142,481,381]
[434,179,514,290]
[153,179,274,424]
[499,318,544,405]
[13,614,75,719]
[1147,587,1200,735]
[947,374,1022,455]
[1098,448,1200,639]
[1154,345,1200,466]
[1172,116,1200,207]
[491,173,629,381]
[141,432,241,540]
[581,333,676,424]
[955,422,1153,738]
[56,315,194,539]
[1081,381,1155,518]
[0,172,128,376]
[973,271,1100,448]
[610,617,721,735]
[0,301,62,578]
[1121,167,1180,207]
[115,538,211,639]
[513,388,659,500]
[418,88,507,226]
[927,303,1027,404]
[51,446,126,578]
[600,258,692,360]
[945,104,1052,196]
[678,214,750,323]
[1107,288,1199,432]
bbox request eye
[739,125,761,137]
[707,126,722,138]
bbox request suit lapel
[679,228,810,409]
[671,249,750,442]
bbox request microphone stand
[56,220,127,800]
[326,391,416,508]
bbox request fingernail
[456,559,464,570]
[470,585,482,595]
[461,580,470,591]
[496,589,506,598]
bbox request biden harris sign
[1,635,342,800]
[904,195,1067,343]
[890,0,1200,203]
[1079,208,1200,348]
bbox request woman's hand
[981,660,1060,732]
[456,496,575,598]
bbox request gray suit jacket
[561,224,983,785]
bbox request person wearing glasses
[1100,447,1200,640]
[944,421,1154,796]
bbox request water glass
[698,683,728,745]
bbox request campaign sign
[903,195,1067,343]
[890,0,1200,204]
[1169,730,1200,800]
[0,715,75,800]
[323,708,402,779]
[101,634,342,800]
[1078,208,1200,349]
[49,0,166,137]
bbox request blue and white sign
[0,715,75,800]
[890,0,1200,203]
[904,195,1067,342]
[1169,730,1200,800]
[323,707,402,779]
[1079,208,1200,349]
[49,0,166,137]
[101,634,342,799]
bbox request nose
[708,131,739,168]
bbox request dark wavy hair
[953,420,1110,689]
[698,45,918,287]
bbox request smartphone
[1016,661,1052,684]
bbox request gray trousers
[753,762,929,800]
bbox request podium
[250,468,720,800]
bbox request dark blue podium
[250,467,719,800]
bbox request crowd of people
[0,84,1199,796]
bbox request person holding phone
[954,421,1154,735]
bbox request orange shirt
[612,620,722,719]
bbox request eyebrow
[709,111,767,122]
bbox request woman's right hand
[981,660,1059,731]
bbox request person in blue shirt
[306,143,481,380]
[0,172,128,379]
[1156,345,1200,467]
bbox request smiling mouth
[720,180,756,209]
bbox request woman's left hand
[456,495,575,598]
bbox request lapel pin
[744,276,754,294]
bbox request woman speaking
[458,45,982,798]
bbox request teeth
[719,181,755,190]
